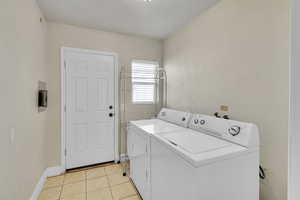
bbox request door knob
[109,113,114,117]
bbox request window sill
[132,102,156,105]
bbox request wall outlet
[220,105,229,112]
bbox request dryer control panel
[158,108,192,128]
[189,114,259,148]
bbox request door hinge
[64,60,66,69]
[64,149,67,156]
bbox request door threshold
[66,161,115,173]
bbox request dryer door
[129,129,149,200]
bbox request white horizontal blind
[132,61,158,104]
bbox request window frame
[131,60,159,105]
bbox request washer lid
[154,129,250,167]
[130,119,186,135]
[163,130,231,154]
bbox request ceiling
[37,0,219,39]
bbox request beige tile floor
[38,163,142,200]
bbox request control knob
[228,125,241,136]
[200,120,206,125]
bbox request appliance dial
[194,119,199,124]
[228,125,241,136]
[200,120,206,125]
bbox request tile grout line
[105,165,115,200]
[107,176,115,200]
[106,165,116,200]
[58,174,65,200]
[120,194,139,200]
[110,180,130,187]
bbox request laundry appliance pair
[127,108,259,200]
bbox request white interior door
[65,49,116,169]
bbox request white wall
[0,0,18,199]
[0,0,49,199]
[0,0,292,199]
[46,22,163,166]
[289,0,300,199]
[163,0,290,200]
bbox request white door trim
[61,47,119,170]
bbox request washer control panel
[193,119,206,125]
[158,108,192,128]
[189,114,259,147]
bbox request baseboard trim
[30,166,65,200]
[29,169,47,200]
[45,166,65,177]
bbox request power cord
[259,165,266,179]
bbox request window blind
[132,61,158,104]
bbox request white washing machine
[127,108,192,200]
[150,114,260,200]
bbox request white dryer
[150,114,260,200]
[127,108,192,200]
